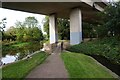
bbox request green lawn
[67,37,120,64]
[2,51,48,79]
[61,51,114,78]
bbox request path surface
[26,43,68,78]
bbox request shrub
[67,37,120,64]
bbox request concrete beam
[0,0,108,2]
[49,14,58,44]
[70,8,82,45]
[81,0,104,11]
[2,2,106,21]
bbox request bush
[67,37,120,64]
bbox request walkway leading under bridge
[2,1,107,45]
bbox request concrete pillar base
[70,8,82,45]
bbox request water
[1,55,17,64]
[0,48,44,66]
[1,42,43,66]
[1,53,19,65]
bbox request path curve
[26,43,68,78]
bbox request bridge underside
[2,2,105,21]
[2,2,106,45]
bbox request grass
[61,51,114,78]
[67,37,120,64]
[2,51,48,79]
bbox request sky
[0,8,46,33]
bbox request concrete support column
[70,8,82,45]
[49,14,58,44]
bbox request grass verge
[67,37,120,64]
[2,51,48,79]
[61,51,114,78]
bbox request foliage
[98,2,120,37]
[2,41,43,57]
[82,2,120,38]
[32,27,44,41]
[0,18,7,41]
[67,37,120,64]
[43,16,70,40]
[4,26,17,41]
[14,17,43,42]
[95,24,108,38]
[2,16,43,42]
[15,22,26,41]
[57,18,70,40]
[0,18,6,32]
[42,16,49,39]
[61,51,114,78]
[83,22,97,39]
[2,52,48,79]
[24,16,38,28]
[43,34,48,41]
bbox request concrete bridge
[2,1,107,45]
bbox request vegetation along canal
[1,41,43,65]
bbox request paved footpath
[26,43,68,78]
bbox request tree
[15,21,26,41]
[32,27,44,41]
[43,16,70,40]
[42,16,49,39]
[83,22,97,40]
[100,2,120,37]
[0,18,6,32]
[24,17,38,28]
[0,18,7,41]
[57,18,70,40]
[15,16,43,42]
[5,26,16,41]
